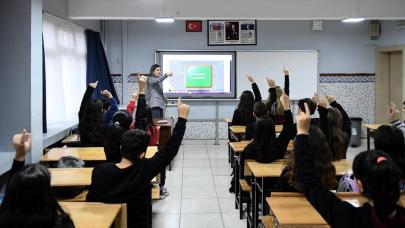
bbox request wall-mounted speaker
[368,21,380,40]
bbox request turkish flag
[186,21,202,32]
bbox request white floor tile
[183,175,214,186]
[182,186,217,199]
[222,213,247,228]
[152,213,180,228]
[180,213,224,228]
[211,167,232,176]
[183,167,212,176]
[181,198,220,213]
[213,175,232,186]
[184,153,209,160]
[152,197,182,214]
[183,159,211,168]
[218,198,237,213]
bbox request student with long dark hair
[294,103,405,228]
[78,81,118,146]
[266,68,290,124]
[104,110,133,163]
[0,130,74,228]
[374,125,405,190]
[145,64,172,118]
[231,75,262,125]
[316,95,351,160]
[87,76,190,228]
[278,125,337,192]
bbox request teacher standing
[145,64,172,118]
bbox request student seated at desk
[294,103,405,228]
[78,81,118,146]
[315,95,351,160]
[87,87,189,228]
[229,90,294,193]
[0,130,74,228]
[104,110,133,163]
[245,101,269,140]
[266,68,289,125]
[374,125,405,192]
[277,126,337,192]
[231,75,262,126]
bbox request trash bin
[350,117,363,147]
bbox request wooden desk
[229,125,283,136]
[50,168,93,187]
[42,146,158,162]
[60,202,126,228]
[363,124,383,151]
[266,194,405,227]
[229,141,294,154]
[62,134,80,145]
[248,159,352,228]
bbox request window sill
[43,120,78,148]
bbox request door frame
[375,45,405,123]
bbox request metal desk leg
[367,128,370,151]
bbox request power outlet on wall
[312,20,323,31]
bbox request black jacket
[294,135,405,228]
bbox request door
[389,51,403,112]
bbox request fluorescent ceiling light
[342,18,365,23]
[155,17,174,23]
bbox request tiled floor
[152,144,246,228]
[152,138,371,228]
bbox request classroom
[1,0,405,227]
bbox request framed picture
[207,20,257,46]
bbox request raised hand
[13,129,32,161]
[89,81,98,89]
[138,75,148,94]
[177,97,190,120]
[325,95,336,104]
[246,75,255,83]
[280,90,291,111]
[267,77,276,88]
[296,103,311,135]
[283,67,289,75]
[315,95,328,108]
[388,102,401,122]
[165,72,173,77]
[101,90,113,99]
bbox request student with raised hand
[387,102,405,135]
[87,97,190,228]
[278,125,337,192]
[231,75,262,126]
[266,68,290,124]
[374,125,405,191]
[0,130,74,228]
[294,103,405,228]
[240,90,294,175]
[316,95,351,160]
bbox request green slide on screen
[185,65,213,88]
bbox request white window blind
[43,13,87,126]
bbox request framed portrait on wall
[208,20,256,46]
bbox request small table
[363,124,383,150]
[59,202,126,228]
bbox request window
[43,13,86,126]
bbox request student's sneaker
[160,187,169,199]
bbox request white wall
[0,0,43,174]
[68,0,405,20]
[43,0,101,31]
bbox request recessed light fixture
[155,17,174,23]
[342,18,365,23]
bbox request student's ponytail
[353,150,401,221]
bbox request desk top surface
[42,146,158,162]
[267,194,405,226]
[229,125,283,134]
[248,159,352,178]
[59,202,122,228]
[62,134,80,144]
[363,124,383,131]
[229,141,293,153]
[50,168,93,186]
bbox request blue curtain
[85,30,120,104]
